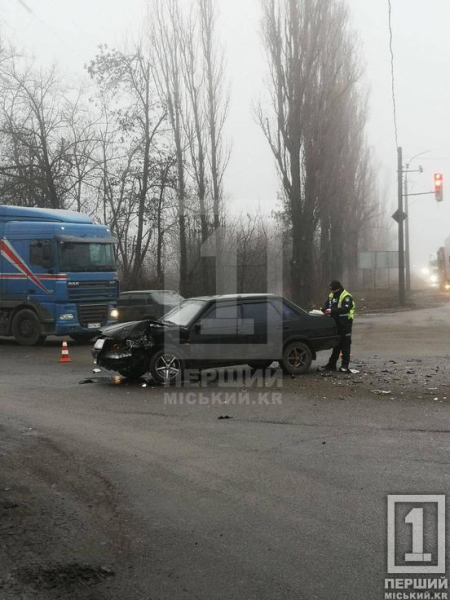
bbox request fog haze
[2,0,450,271]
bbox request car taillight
[112,342,125,352]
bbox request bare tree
[88,43,168,288]
[258,0,329,304]
[199,0,229,234]
[150,0,229,296]
[0,60,68,208]
[150,0,189,295]
[258,0,374,303]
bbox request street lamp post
[404,174,411,291]
[403,151,429,292]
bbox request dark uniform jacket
[322,289,354,334]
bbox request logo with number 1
[387,495,445,574]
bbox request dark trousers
[328,332,352,368]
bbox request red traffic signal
[434,173,444,202]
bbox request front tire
[149,349,184,385]
[12,309,42,346]
[281,341,312,375]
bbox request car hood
[101,319,166,341]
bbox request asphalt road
[1,304,450,599]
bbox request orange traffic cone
[59,339,72,363]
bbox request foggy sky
[2,0,450,271]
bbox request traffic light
[434,173,444,202]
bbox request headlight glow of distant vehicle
[430,274,438,284]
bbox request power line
[14,0,86,63]
[387,0,399,150]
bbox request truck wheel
[70,333,96,344]
[12,309,42,346]
[281,341,312,375]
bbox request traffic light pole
[397,147,406,306]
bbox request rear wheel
[281,341,312,375]
[149,349,184,385]
[12,309,42,346]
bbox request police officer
[318,280,355,373]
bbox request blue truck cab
[0,205,119,345]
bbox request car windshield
[163,300,206,326]
[58,242,116,272]
[151,291,184,305]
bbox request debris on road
[218,415,233,420]
[370,390,391,395]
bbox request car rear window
[282,302,301,320]
[241,301,281,323]
[151,291,184,305]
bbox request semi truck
[0,205,119,345]
[434,242,450,292]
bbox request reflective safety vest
[328,289,356,321]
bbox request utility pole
[397,147,406,306]
[404,170,411,292]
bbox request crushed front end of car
[92,319,166,378]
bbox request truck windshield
[58,242,116,272]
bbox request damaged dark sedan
[92,294,340,384]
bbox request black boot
[318,364,337,372]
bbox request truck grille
[78,304,109,327]
[68,280,118,301]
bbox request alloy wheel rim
[155,354,180,381]
[288,347,307,368]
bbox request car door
[118,294,132,322]
[240,300,284,360]
[145,294,161,320]
[188,302,245,364]
[133,293,149,320]
[28,238,56,306]
[128,294,143,321]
